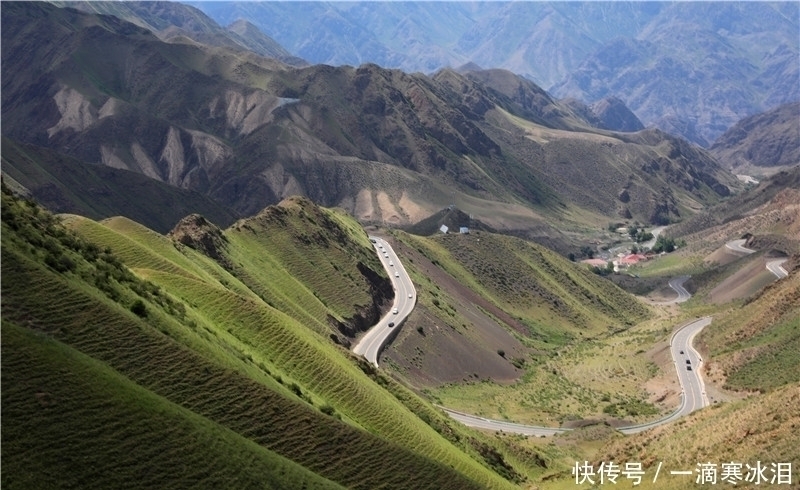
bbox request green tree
[652,235,676,253]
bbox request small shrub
[289,382,303,397]
[497,349,505,358]
[130,300,147,318]
[45,252,76,273]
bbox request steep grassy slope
[698,269,800,392]
[2,323,345,490]
[2,188,527,489]
[402,231,651,336]
[219,196,394,340]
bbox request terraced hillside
[1,187,530,490]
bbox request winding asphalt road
[725,238,789,280]
[440,317,711,436]
[666,275,692,303]
[454,238,790,434]
[354,237,712,436]
[618,317,710,434]
[352,236,416,367]
[436,406,569,437]
[726,238,755,254]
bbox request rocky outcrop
[333,261,395,339]
[168,214,231,267]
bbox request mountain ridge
[191,1,799,146]
[2,2,739,236]
[709,101,800,176]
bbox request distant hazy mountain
[51,1,306,65]
[589,97,645,133]
[552,3,800,147]
[3,2,738,235]
[190,1,799,147]
[709,102,800,176]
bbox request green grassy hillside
[2,322,345,490]
[402,231,651,337]
[220,196,394,339]
[1,187,530,489]
[698,270,800,392]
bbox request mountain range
[190,1,799,147]
[2,1,743,250]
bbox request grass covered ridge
[222,196,393,339]
[1,188,521,489]
[401,230,651,337]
